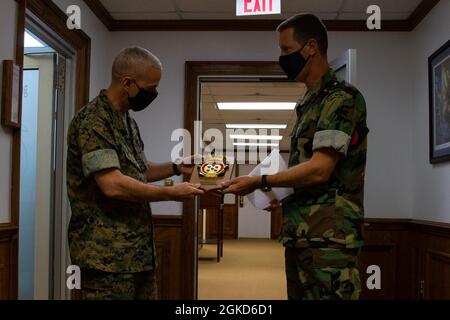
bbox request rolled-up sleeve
[313,129,351,156]
[82,149,120,177]
[78,116,120,177]
[312,90,359,157]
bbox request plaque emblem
[198,153,229,178]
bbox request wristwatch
[172,162,182,176]
[261,175,272,192]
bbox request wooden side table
[198,191,224,262]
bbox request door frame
[6,0,91,299]
[182,61,285,299]
[330,49,357,85]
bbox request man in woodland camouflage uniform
[67,47,204,300]
[222,14,368,300]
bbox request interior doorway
[8,0,91,300]
[196,78,305,299]
[18,24,75,300]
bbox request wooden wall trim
[0,226,19,236]
[82,0,115,30]
[153,214,183,299]
[153,214,182,227]
[409,219,450,238]
[182,61,284,299]
[0,226,18,299]
[364,218,410,229]
[83,0,439,32]
[152,216,450,299]
[407,0,440,30]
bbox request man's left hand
[221,175,260,196]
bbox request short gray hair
[112,47,162,82]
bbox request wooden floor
[198,238,287,300]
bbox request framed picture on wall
[1,60,22,128]
[429,40,450,163]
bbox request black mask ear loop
[299,41,312,63]
[125,79,134,103]
[129,80,140,98]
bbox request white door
[330,49,357,85]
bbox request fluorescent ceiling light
[217,102,296,110]
[233,142,279,147]
[230,134,283,140]
[226,124,287,129]
[24,31,45,48]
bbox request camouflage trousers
[284,247,361,300]
[80,268,158,300]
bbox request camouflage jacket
[281,69,368,249]
[67,90,155,273]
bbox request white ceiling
[201,81,306,151]
[100,0,421,20]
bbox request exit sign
[236,0,281,16]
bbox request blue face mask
[128,81,158,112]
[278,42,310,80]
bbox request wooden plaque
[190,157,235,192]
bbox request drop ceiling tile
[176,0,235,12]
[380,12,411,20]
[180,12,236,20]
[213,95,299,103]
[209,85,304,97]
[181,12,287,20]
[111,12,181,20]
[219,110,296,121]
[283,0,344,12]
[341,0,421,13]
[339,11,410,20]
[201,95,216,103]
[100,0,176,13]
[283,12,339,20]
[205,82,303,88]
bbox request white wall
[329,32,415,218]
[411,0,450,223]
[53,0,112,99]
[108,30,414,218]
[0,0,17,223]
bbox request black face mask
[278,43,310,80]
[128,81,158,112]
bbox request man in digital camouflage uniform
[222,14,368,300]
[67,47,204,300]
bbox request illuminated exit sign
[236,0,281,16]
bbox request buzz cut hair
[112,46,162,82]
[276,14,328,55]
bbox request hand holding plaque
[190,150,234,192]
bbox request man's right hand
[167,182,204,201]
